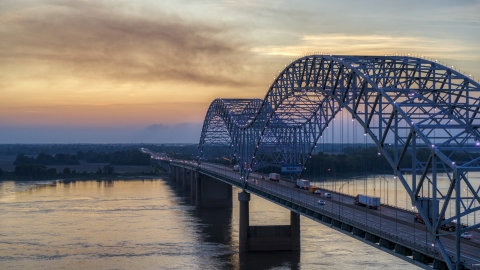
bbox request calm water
[0,179,421,270]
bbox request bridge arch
[198,54,480,268]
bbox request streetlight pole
[380,176,389,205]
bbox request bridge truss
[198,55,480,268]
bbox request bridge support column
[331,219,342,228]
[353,227,365,238]
[413,251,431,264]
[171,165,176,180]
[195,173,232,209]
[365,233,379,244]
[190,170,197,201]
[184,170,191,189]
[379,238,395,250]
[394,243,412,256]
[175,167,183,188]
[238,191,300,252]
[341,223,352,233]
[433,259,448,270]
[239,191,250,252]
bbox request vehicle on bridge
[233,165,239,171]
[440,222,457,232]
[355,194,380,209]
[295,179,310,190]
[414,214,432,224]
[309,186,320,194]
[317,200,326,205]
[268,173,280,182]
[461,232,472,240]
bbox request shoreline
[0,172,170,182]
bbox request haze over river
[0,179,421,269]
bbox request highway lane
[193,162,480,268]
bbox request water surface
[0,179,420,269]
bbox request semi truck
[414,214,457,232]
[269,173,280,182]
[354,194,380,209]
[296,179,310,190]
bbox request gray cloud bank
[0,0,255,86]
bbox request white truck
[354,194,380,209]
[296,179,310,189]
[268,173,280,182]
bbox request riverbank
[0,172,170,182]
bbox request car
[325,193,332,198]
[314,190,321,195]
[461,232,473,240]
[318,200,325,205]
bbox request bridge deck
[171,160,480,269]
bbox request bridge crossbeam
[198,55,480,269]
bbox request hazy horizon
[1,123,203,144]
[1,0,479,143]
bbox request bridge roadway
[171,160,480,269]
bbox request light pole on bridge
[379,175,389,205]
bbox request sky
[1,0,480,143]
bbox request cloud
[252,34,475,58]
[0,0,256,87]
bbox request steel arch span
[198,55,480,268]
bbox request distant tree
[14,154,35,165]
[96,168,102,174]
[63,167,71,175]
[110,149,150,165]
[14,164,48,178]
[0,167,3,176]
[55,154,79,165]
[103,165,114,174]
[46,168,57,176]
[36,153,55,165]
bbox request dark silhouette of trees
[103,165,115,174]
[109,150,150,165]
[63,167,71,175]
[14,153,79,166]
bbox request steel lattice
[198,55,480,269]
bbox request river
[0,179,421,269]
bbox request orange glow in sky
[1,0,479,143]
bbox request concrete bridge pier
[183,170,191,189]
[170,165,176,180]
[394,243,412,256]
[195,173,232,209]
[239,191,300,252]
[433,259,448,270]
[413,251,431,265]
[190,170,197,201]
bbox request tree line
[13,149,151,166]
[10,149,151,179]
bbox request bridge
[162,55,480,270]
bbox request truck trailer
[269,173,280,182]
[354,194,380,209]
[296,179,310,190]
